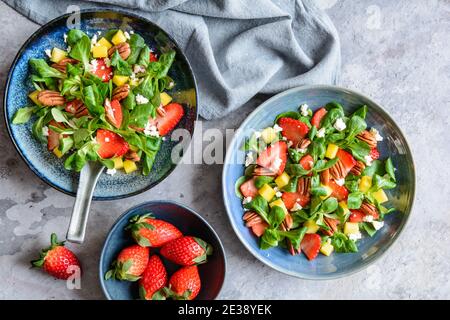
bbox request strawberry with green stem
[139,255,167,300]
[164,265,201,300]
[160,236,213,266]
[105,244,149,281]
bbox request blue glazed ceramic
[222,85,415,279]
[99,201,226,300]
[3,10,197,200]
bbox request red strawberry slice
[278,117,309,146]
[151,102,184,136]
[96,129,129,159]
[240,178,259,198]
[327,179,349,201]
[47,120,64,151]
[336,149,357,176]
[370,147,380,160]
[251,221,269,237]
[300,154,314,170]
[104,99,123,128]
[256,141,287,176]
[301,233,321,261]
[281,192,310,210]
[311,107,327,128]
[349,210,365,222]
[149,52,158,62]
[91,58,113,82]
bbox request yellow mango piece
[274,172,290,189]
[339,201,350,214]
[320,241,334,256]
[359,176,372,193]
[97,37,112,49]
[304,220,320,234]
[373,189,389,204]
[160,92,172,106]
[112,75,129,87]
[92,45,108,58]
[261,127,277,144]
[53,148,63,158]
[320,184,333,200]
[28,90,41,106]
[50,47,67,63]
[258,184,276,202]
[344,222,359,235]
[113,157,124,170]
[123,160,138,174]
[269,199,288,215]
[111,30,127,45]
[325,143,339,159]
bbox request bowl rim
[99,200,227,300]
[222,84,415,280]
[3,8,199,201]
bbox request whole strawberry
[165,265,201,300]
[105,244,149,281]
[139,255,167,300]
[160,236,212,266]
[126,214,182,247]
[31,233,81,280]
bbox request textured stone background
[0,0,449,299]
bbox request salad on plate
[236,102,397,261]
[12,28,184,176]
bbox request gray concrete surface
[0,0,449,299]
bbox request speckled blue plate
[99,201,226,300]
[222,85,415,279]
[3,10,197,200]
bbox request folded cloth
[3,0,341,119]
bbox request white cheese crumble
[106,168,117,176]
[316,128,326,138]
[90,34,98,48]
[67,45,71,53]
[287,141,293,148]
[296,147,307,153]
[372,221,384,230]
[335,178,345,186]
[242,196,253,205]
[42,126,49,137]
[97,31,101,35]
[168,81,175,89]
[135,94,149,105]
[63,33,68,43]
[275,191,283,198]
[273,157,283,171]
[89,59,99,73]
[143,122,160,137]
[364,155,373,166]
[45,49,52,58]
[281,136,288,141]
[129,30,135,35]
[245,153,254,167]
[300,104,309,116]
[333,118,347,131]
[133,64,146,74]
[291,202,303,212]
[104,57,111,67]
[348,232,362,241]
[254,131,262,139]
[124,31,131,40]
[370,128,383,141]
[363,215,374,222]
[273,124,283,133]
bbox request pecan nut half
[37,90,65,106]
[350,160,366,176]
[360,201,379,217]
[297,177,311,195]
[243,211,263,227]
[299,138,311,150]
[320,168,331,185]
[357,130,377,149]
[330,159,346,180]
[108,42,131,60]
[65,99,88,118]
[322,217,340,236]
[124,150,141,162]
[51,58,78,73]
[112,84,130,101]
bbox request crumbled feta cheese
[287,141,293,148]
[370,128,383,141]
[316,128,326,138]
[273,124,283,133]
[291,202,303,211]
[130,72,137,81]
[254,131,262,139]
[300,104,309,116]
[273,157,283,171]
[104,57,111,67]
[129,30,135,35]
[42,126,49,137]
[363,215,374,222]
[168,81,175,89]
[63,33,68,43]
[348,232,362,241]
[89,59,99,73]
[333,118,346,131]
[372,221,384,230]
[67,46,71,53]
[45,49,52,58]
[124,31,131,40]
[245,153,254,167]
[133,64,146,74]
[281,136,288,141]
[296,147,307,153]
[275,191,282,198]
[335,178,345,186]
[90,34,98,48]
[143,121,160,137]
[273,187,279,192]
[106,168,117,176]
[135,94,149,105]
[364,155,373,166]
[242,196,253,205]
[97,31,101,35]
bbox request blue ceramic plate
[222,85,415,279]
[99,201,226,300]
[3,10,197,200]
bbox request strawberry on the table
[105,244,149,281]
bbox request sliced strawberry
[91,58,113,82]
[311,107,327,128]
[149,52,158,62]
[96,129,129,159]
[370,147,380,160]
[256,141,287,176]
[251,221,269,237]
[152,102,184,136]
[240,178,259,198]
[349,210,365,222]
[281,192,310,210]
[336,149,357,176]
[278,117,309,146]
[300,154,314,170]
[327,179,349,201]
[104,99,123,128]
[47,120,63,151]
[301,233,321,261]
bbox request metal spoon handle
[66,162,104,243]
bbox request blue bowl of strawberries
[99,201,226,300]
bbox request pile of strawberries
[105,214,213,300]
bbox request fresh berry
[349,210,365,222]
[105,244,149,281]
[282,192,310,210]
[300,233,321,261]
[96,129,129,159]
[31,233,81,280]
[160,236,213,266]
[139,255,167,300]
[91,58,113,82]
[251,221,269,237]
[149,52,158,62]
[240,178,259,198]
[256,141,287,175]
[47,120,63,151]
[311,107,327,128]
[300,154,314,171]
[336,149,357,176]
[104,98,123,128]
[327,179,349,201]
[278,117,309,146]
[165,265,201,300]
[370,147,380,160]
[152,102,184,136]
[126,214,183,247]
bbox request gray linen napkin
[3,0,341,119]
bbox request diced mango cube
[28,90,41,106]
[111,30,127,45]
[344,222,359,235]
[92,45,108,58]
[50,47,67,63]
[53,148,63,158]
[325,143,339,159]
[160,92,172,106]
[359,175,372,193]
[123,160,138,174]
[258,184,276,202]
[320,241,334,256]
[373,189,389,204]
[97,37,113,49]
[113,157,124,169]
[320,184,333,200]
[261,127,277,144]
[112,75,129,87]
[304,220,320,234]
[275,172,290,188]
[269,199,288,215]
[339,201,350,214]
